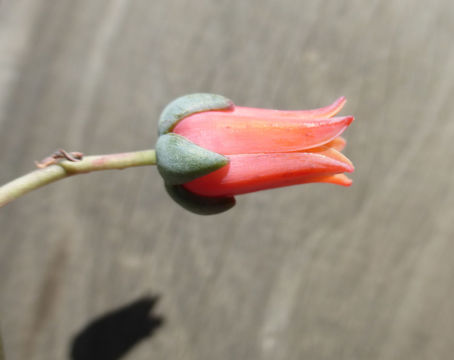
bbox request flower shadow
[69,295,164,360]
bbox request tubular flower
[156,93,354,215]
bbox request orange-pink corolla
[175,97,353,196]
[156,93,354,214]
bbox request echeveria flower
[156,94,354,214]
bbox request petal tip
[334,96,347,108]
[329,174,353,186]
[317,96,347,118]
[344,161,355,173]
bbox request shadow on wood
[69,296,164,360]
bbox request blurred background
[1,0,454,359]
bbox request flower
[156,93,354,214]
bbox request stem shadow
[69,295,164,360]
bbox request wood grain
[1,0,454,359]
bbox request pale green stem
[0,149,156,208]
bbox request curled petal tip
[335,174,353,186]
[337,96,347,102]
[315,96,347,118]
[320,174,353,186]
[337,115,354,126]
[304,115,353,149]
[325,137,346,151]
[291,96,347,119]
[336,96,347,107]
[313,147,354,173]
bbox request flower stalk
[0,150,156,208]
[0,93,354,213]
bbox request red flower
[172,97,354,197]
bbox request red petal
[184,152,353,197]
[321,137,346,151]
[173,111,354,155]
[307,145,354,170]
[309,174,353,186]
[232,97,347,119]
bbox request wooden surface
[1,0,454,359]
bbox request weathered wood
[1,0,454,359]
[0,331,3,360]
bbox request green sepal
[156,133,229,185]
[158,93,234,135]
[165,184,235,215]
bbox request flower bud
[156,93,354,215]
